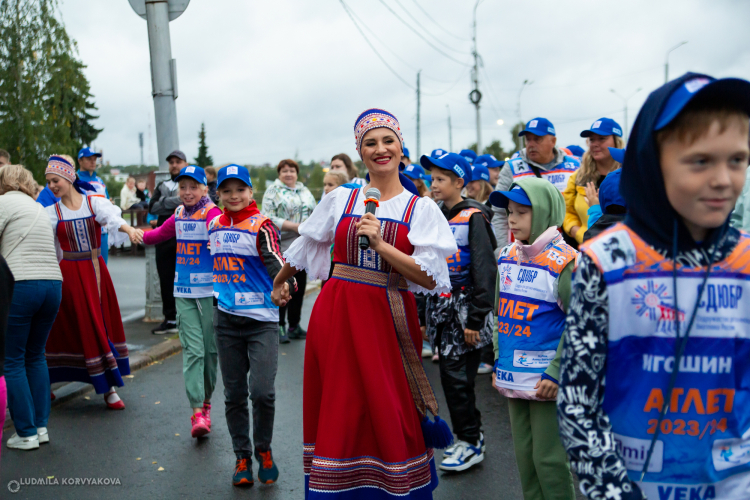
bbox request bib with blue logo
[507,155,579,193]
[582,224,750,499]
[209,213,278,322]
[447,208,483,288]
[173,203,215,298]
[494,234,577,393]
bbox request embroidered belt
[62,248,101,261]
[331,263,408,290]
[332,263,440,422]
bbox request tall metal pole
[416,70,421,159]
[145,0,179,172]
[139,132,145,167]
[610,87,642,141]
[665,41,687,84]
[447,105,453,152]
[470,0,482,153]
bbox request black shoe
[287,325,307,340]
[279,325,290,344]
[152,320,177,335]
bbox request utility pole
[416,70,421,159]
[447,105,453,152]
[665,41,687,83]
[610,87,642,141]
[469,0,483,153]
[139,132,145,168]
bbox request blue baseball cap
[403,147,410,159]
[471,164,490,183]
[474,154,505,170]
[459,149,477,164]
[519,117,555,137]
[581,117,623,138]
[420,152,472,184]
[403,163,429,181]
[78,147,101,159]
[217,164,253,188]
[655,75,750,130]
[431,148,449,158]
[566,145,585,157]
[489,185,532,208]
[175,165,207,185]
[608,147,625,164]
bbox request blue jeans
[6,280,62,437]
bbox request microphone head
[365,187,381,201]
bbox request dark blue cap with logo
[403,163,429,181]
[431,148,449,158]
[581,117,623,138]
[474,154,505,170]
[489,185,532,208]
[78,147,101,159]
[518,117,555,137]
[566,145,585,157]
[176,165,207,185]
[420,152,472,184]
[655,75,750,130]
[217,164,253,188]
[471,164,490,183]
[459,149,478,164]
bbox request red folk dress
[44,195,130,394]
[284,187,456,500]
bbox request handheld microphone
[359,187,381,250]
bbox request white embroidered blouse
[284,186,457,295]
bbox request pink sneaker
[202,403,211,427]
[191,412,210,438]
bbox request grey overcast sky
[59,0,750,167]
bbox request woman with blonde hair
[562,118,625,244]
[0,165,62,450]
[329,153,365,187]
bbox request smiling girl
[272,109,458,500]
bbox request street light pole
[517,79,533,123]
[469,0,483,153]
[610,87,642,141]
[447,104,453,152]
[665,41,687,83]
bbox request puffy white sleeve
[45,205,63,262]
[283,187,343,281]
[407,197,457,295]
[90,196,129,247]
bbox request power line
[410,0,470,42]
[377,0,471,67]
[422,68,470,96]
[343,1,416,72]
[390,0,470,55]
[339,0,415,90]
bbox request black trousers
[436,324,483,444]
[155,237,177,322]
[279,269,307,328]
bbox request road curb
[3,337,182,431]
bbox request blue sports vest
[447,207,482,288]
[582,224,750,499]
[507,155,579,193]
[208,213,278,322]
[494,235,577,392]
[173,203,215,298]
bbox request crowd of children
[2,71,750,499]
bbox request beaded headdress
[353,109,404,158]
[45,155,76,184]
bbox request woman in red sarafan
[43,155,143,410]
[273,109,457,499]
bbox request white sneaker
[6,433,40,450]
[477,362,493,374]
[421,347,433,358]
[38,427,49,444]
[438,440,484,472]
[443,432,485,458]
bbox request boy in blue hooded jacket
[558,73,750,500]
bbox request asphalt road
[1,283,581,499]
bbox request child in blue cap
[490,177,577,500]
[143,166,222,439]
[208,165,295,487]
[421,152,497,473]
[558,73,750,500]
